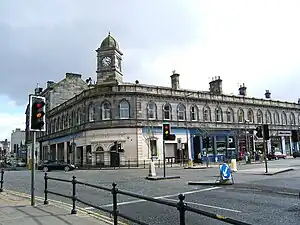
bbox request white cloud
[144,0,300,102]
[0,98,26,141]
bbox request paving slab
[0,192,113,225]
[236,167,294,175]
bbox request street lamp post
[184,92,193,166]
[244,119,250,163]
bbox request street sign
[220,163,231,180]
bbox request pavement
[0,191,116,225]
[2,158,300,225]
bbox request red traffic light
[164,125,168,130]
[35,102,45,109]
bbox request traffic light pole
[31,131,36,206]
[163,140,166,177]
[263,139,268,173]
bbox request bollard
[0,169,4,192]
[71,176,77,214]
[111,183,118,225]
[177,194,186,225]
[44,173,49,204]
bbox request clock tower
[96,32,123,84]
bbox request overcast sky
[1,0,300,141]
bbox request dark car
[292,151,300,158]
[267,151,286,160]
[38,160,76,172]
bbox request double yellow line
[5,189,128,225]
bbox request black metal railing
[43,173,251,225]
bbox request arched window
[57,117,60,131]
[177,104,186,121]
[238,109,244,123]
[119,100,129,119]
[265,110,272,124]
[71,110,76,126]
[61,115,64,130]
[226,108,234,122]
[88,104,95,122]
[147,102,156,119]
[215,107,222,122]
[95,146,104,166]
[274,111,280,124]
[163,103,171,120]
[257,110,263,124]
[102,102,111,120]
[282,112,287,125]
[77,109,81,124]
[247,109,254,123]
[290,112,296,125]
[190,105,198,121]
[203,106,211,121]
[64,114,68,128]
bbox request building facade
[10,128,26,158]
[25,73,89,164]
[0,139,10,160]
[28,32,300,167]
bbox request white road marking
[161,198,241,213]
[95,186,221,208]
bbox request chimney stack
[209,76,223,95]
[238,83,247,96]
[265,90,271,99]
[170,70,180,89]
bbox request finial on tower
[108,31,111,36]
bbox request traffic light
[163,123,170,140]
[29,95,46,131]
[112,141,117,151]
[203,137,210,148]
[263,124,269,140]
[162,123,176,141]
[118,143,122,151]
[255,126,263,138]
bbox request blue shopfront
[190,129,237,163]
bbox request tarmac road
[2,159,300,225]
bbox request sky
[1,0,300,141]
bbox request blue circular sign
[220,163,231,180]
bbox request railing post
[144,160,146,168]
[44,173,49,204]
[71,176,77,214]
[177,194,186,225]
[0,169,4,192]
[111,182,118,225]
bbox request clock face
[101,56,112,67]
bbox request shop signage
[277,131,291,136]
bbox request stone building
[25,73,88,164]
[29,32,300,167]
[10,128,25,158]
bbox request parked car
[292,151,300,158]
[267,151,286,160]
[38,160,76,172]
